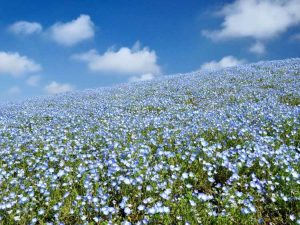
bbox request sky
[0,0,300,101]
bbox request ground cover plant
[0,58,299,224]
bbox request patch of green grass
[184,91,199,106]
[200,128,253,151]
[184,97,198,106]
[144,105,165,113]
[259,84,276,89]
[279,94,300,106]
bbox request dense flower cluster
[0,59,299,224]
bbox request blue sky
[0,0,300,101]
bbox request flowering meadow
[0,59,299,224]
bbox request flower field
[0,58,299,224]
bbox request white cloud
[44,81,74,94]
[200,56,245,71]
[49,14,94,46]
[8,86,21,95]
[0,51,41,77]
[203,0,300,40]
[129,73,155,82]
[73,42,161,75]
[26,75,41,86]
[249,42,266,55]
[9,21,42,35]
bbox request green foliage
[279,94,300,106]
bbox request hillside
[0,58,299,224]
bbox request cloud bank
[9,15,95,46]
[73,42,161,76]
[44,81,74,94]
[9,21,42,35]
[200,56,245,71]
[49,15,95,46]
[203,0,300,41]
[0,51,41,77]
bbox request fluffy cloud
[0,51,41,77]
[203,0,300,40]
[44,81,74,94]
[249,42,266,55]
[200,56,245,71]
[129,73,155,82]
[49,14,94,46]
[73,42,161,75]
[26,75,41,86]
[9,21,42,35]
